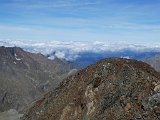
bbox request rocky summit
[22,58,160,120]
[0,46,72,113]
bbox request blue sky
[0,0,160,43]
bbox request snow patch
[14,53,22,61]
[48,55,55,60]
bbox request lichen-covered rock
[22,58,160,120]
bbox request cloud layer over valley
[1,39,160,62]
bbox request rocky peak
[0,46,23,60]
[22,58,160,120]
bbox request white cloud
[0,25,30,31]
[1,39,160,61]
[7,0,99,9]
[55,51,65,59]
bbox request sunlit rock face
[22,58,160,120]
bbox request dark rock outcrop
[0,46,72,112]
[22,58,160,120]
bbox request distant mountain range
[0,46,72,113]
[72,50,160,69]
[1,40,160,69]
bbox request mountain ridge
[0,46,72,113]
[22,58,160,120]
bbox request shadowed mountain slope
[144,55,160,72]
[22,58,160,120]
[0,46,72,112]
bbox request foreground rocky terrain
[22,58,160,120]
[0,46,72,113]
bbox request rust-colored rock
[22,58,160,120]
